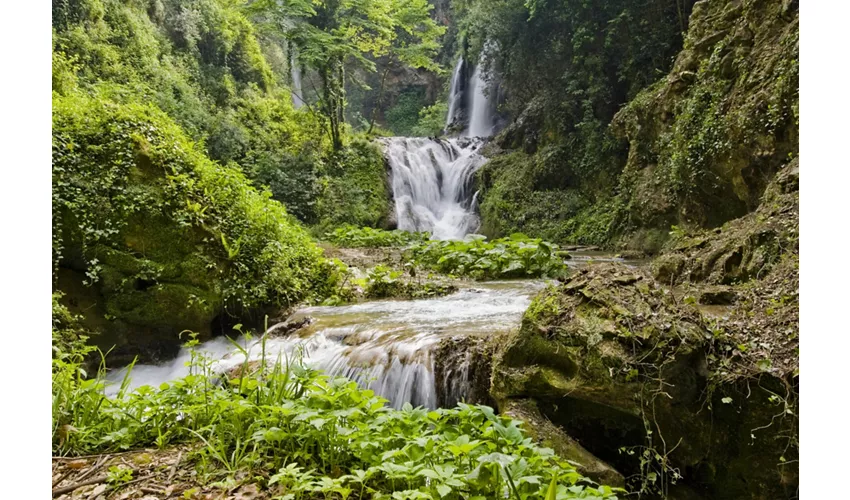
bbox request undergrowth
[53,324,621,499]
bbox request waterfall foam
[106,281,545,409]
[383,137,487,240]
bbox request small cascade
[382,137,487,240]
[106,282,545,409]
[445,57,465,131]
[290,51,304,109]
[465,43,498,138]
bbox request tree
[250,0,444,150]
[366,0,445,134]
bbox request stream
[106,59,652,410]
[105,251,649,408]
[107,280,546,408]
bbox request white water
[383,137,487,240]
[106,281,544,409]
[466,66,496,137]
[465,44,497,138]
[291,51,304,109]
[445,57,464,131]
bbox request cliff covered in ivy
[463,0,798,253]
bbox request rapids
[106,280,546,409]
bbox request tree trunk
[320,59,345,151]
[367,57,394,135]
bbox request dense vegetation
[50,0,798,497]
[53,304,620,499]
[325,225,430,248]
[455,0,798,253]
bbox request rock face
[652,159,798,286]
[612,0,799,246]
[489,263,798,498]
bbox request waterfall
[291,51,304,109]
[466,64,495,137]
[383,137,487,240]
[465,42,498,138]
[445,57,464,131]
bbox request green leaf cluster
[53,90,338,316]
[405,234,568,280]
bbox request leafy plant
[405,233,568,280]
[52,329,621,499]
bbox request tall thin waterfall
[445,57,464,130]
[465,42,498,137]
[466,65,495,137]
[383,137,486,240]
[290,51,304,109]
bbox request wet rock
[434,336,494,408]
[266,316,315,337]
[654,160,798,286]
[614,250,646,260]
[697,285,737,305]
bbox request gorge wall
[468,0,798,254]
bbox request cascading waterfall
[445,57,464,131]
[106,282,544,409]
[383,137,487,240]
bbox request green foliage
[53,335,620,499]
[52,91,335,315]
[405,234,567,280]
[317,139,393,229]
[412,102,449,137]
[326,226,429,248]
[385,88,428,136]
[254,0,445,149]
[361,265,457,300]
[52,0,333,224]
[476,151,621,245]
[456,0,693,247]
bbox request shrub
[362,265,457,300]
[53,90,335,324]
[316,139,393,229]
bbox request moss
[53,91,337,362]
[612,0,798,233]
[489,261,798,497]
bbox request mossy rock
[490,264,797,498]
[53,92,336,363]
